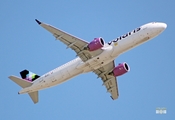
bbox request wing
[35,19,103,62]
[94,61,119,100]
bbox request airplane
[9,19,167,103]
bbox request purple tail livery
[20,70,40,82]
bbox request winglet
[35,19,41,25]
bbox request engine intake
[88,37,105,51]
[112,62,130,77]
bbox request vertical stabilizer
[20,70,40,82]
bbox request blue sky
[1,0,174,119]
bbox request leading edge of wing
[35,19,89,44]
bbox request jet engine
[112,62,130,77]
[88,37,105,51]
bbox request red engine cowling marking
[88,37,105,51]
[113,62,130,77]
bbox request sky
[0,0,174,119]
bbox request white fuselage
[19,22,167,94]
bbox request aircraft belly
[83,50,114,70]
[50,64,84,85]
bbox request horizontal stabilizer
[28,91,38,104]
[9,76,33,88]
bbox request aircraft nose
[158,22,167,30]
[141,22,167,39]
[150,22,167,33]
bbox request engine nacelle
[88,37,105,51]
[113,62,130,77]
